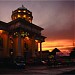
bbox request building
[0,5,46,62]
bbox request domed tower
[11,5,33,23]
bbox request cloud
[0,0,73,1]
[41,1,74,41]
[0,1,74,41]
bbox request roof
[8,18,44,30]
[0,21,8,31]
[52,48,60,53]
[0,21,7,26]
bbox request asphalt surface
[58,70,75,75]
[0,65,75,75]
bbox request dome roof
[18,5,27,10]
[11,5,33,23]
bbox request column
[18,33,21,56]
[40,41,42,60]
[31,37,36,58]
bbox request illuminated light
[15,17,16,19]
[35,40,38,42]
[11,52,13,55]
[14,32,18,36]
[25,37,29,40]
[16,35,18,37]
[28,12,30,14]
[16,32,18,33]
[49,55,54,59]
[10,36,12,39]
[29,17,31,19]
[18,14,21,17]
[11,41,13,44]
[23,15,26,18]
[14,33,16,35]
[23,10,26,12]
[21,32,25,37]
[0,30,3,34]
[29,20,32,23]
[18,10,21,12]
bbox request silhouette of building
[0,5,46,62]
[70,47,75,58]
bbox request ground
[0,65,75,75]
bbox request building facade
[0,5,46,62]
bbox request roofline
[8,18,44,30]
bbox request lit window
[23,15,26,18]
[23,10,26,12]
[18,14,21,17]
[18,10,21,12]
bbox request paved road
[0,65,75,75]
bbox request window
[23,15,26,18]
[18,14,21,17]
[18,10,21,12]
[23,10,26,12]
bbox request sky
[0,0,74,55]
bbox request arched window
[0,37,3,49]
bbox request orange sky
[38,39,74,55]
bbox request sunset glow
[38,39,74,55]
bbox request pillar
[40,41,42,60]
[18,33,21,56]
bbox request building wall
[0,31,9,58]
[0,30,38,60]
[13,36,24,57]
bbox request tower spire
[22,5,24,7]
